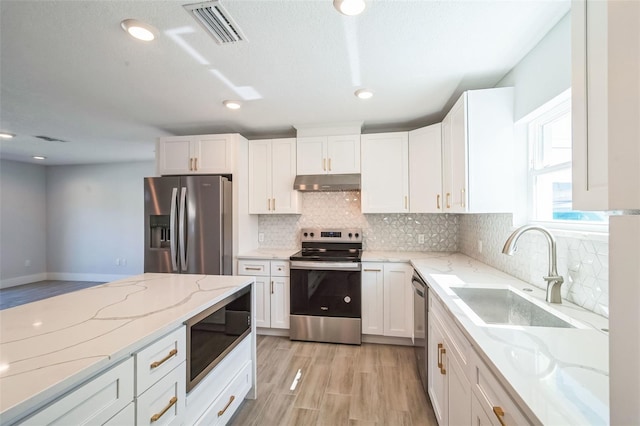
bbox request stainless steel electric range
[289,228,363,345]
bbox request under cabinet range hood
[293,174,360,192]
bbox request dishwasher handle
[412,272,427,297]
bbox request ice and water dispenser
[149,215,171,248]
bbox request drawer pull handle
[493,406,506,426]
[150,349,177,369]
[363,268,382,272]
[218,395,235,417]
[244,267,262,271]
[150,396,177,422]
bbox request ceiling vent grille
[35,135,68,143]
[183,1,246,44]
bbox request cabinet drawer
[238,260,270,276]
[270,261,290,277]
[195,361,253,426]
[473,354,531,426]
[20,357,134,425]
[185,335,252,425]
[104,402,135,425]
[136,326,186,395]
[136,361,186,426]
[430,292,471,372]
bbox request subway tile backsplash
[257,192,608,318]
[257,191,458,251]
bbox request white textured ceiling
[0,0,569,165]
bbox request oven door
[290,261,361,318]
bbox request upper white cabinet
[296,135,361,175]
[157,134,236,175]
[409,123,443,213]
[248,138,299,214]
[441,87,514,213]
[361,132,410,213]
[572,0,640,211]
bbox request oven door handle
[290,261,361,271]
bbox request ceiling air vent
[35,135,68,143]
[183,1,246,44]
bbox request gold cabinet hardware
[189,158,193,171]
[446,192,451,209]
[150,349,177,369]
[244,266,262,271]
[493,406,506,426]
[323,158,327,171]
[440,347,446,374]
[437,194,441,209]
[363,268,382,272]
[194,157,198,171]
[460,188,465,208]
[218,395,235,417]
[404,195,408,209]
[273,198,276,211]
[328,158,332,171]
[271,280,274,294]
[437,343,444,368]
[150,396,177,422]
[267,198,271,211]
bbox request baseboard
[0,273,48,289]
[362,334,414,346]
[46,272,130,282]
[256,328,290,337]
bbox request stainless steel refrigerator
[144,175,232,275]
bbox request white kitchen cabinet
[248,138,299,214]
[136,361,186,426]
[409,123,443,213]
[441,87,514,213]
[157,134,236,175]
[296,135,361,175]
[238,259,290,329]
[135,326,186,395]
[18,358,135,425]
[361,132,410,213]
[361,262,412,338]
[428,310,448,425]
[572,0,640,211]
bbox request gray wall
[46,161,155,281]
[0,160,48,287]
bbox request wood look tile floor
[229,336,438,426]
[0,280,105,310]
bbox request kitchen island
[0,273,256,425]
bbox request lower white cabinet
[362,262,413,338]
[238,259,290,329]
[136,362,186,426]
[19,358,134,425]
[428,290,531,426]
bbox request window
[527,94,607,226]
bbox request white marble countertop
[237,249,298,260]
[411,253,609,425]
[0,273,254,424]
[362,250,445,262]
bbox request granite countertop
[411,253,609,425]
[237,249,298,260]
[0,273,254,423]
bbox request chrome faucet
[502,225,564,303]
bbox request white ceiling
[0,0,570,166]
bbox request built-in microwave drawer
[135,326,186,396]
[237,260,270,276]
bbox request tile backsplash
[458,214,609,318]
[258,191,458,251]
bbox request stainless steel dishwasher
[412,270,428,394]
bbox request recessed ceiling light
[120,19,156,41]
[334,0,366,16]
[223,100,242,110]
[32,156,46,160]
[0,132,15,139]
[355,89,373,99]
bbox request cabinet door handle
[437,194,441,209]
[189,158,193,171]
[405,195,408,210]
[440,347,446,375]
[218,395,236,417]
[271,281,274,294]
[460,188,465,208]
[446,192,451,209]
[150,396,177,422]
[194,157,198,171]
[363,268,382,272]
[150,349,178,369]
[328,158,332,171]
[323,158,327,171]
[437,343,444,369]
[273,198,276,211]
[493,406,507,426]
[267,198,271,211]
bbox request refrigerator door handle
[170,187,178,272]
[179,186,188,271]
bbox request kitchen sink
[450,287,575,328]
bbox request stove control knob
[310,232,315,237]
[348,233,353,238]
[303,232,308,237]
[355,233,360,238]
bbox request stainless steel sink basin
[451,287,575,328]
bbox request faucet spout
[502,225,564,303]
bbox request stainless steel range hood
[293,174,361,192]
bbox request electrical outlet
[115,258,120,266]
[258,233,264,243]
[121,258,127,266]
[418,234,425,244]
[477,240,483,253]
